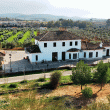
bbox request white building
[25,30,110,63]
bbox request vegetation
[20,80,28,84]
[0,28,37,49]
[81,87,93,98]
[0,66,110,109]
[71,60,91,90]
[36,78,46,82]
[50,71,62,89]
[8,83,18,88]
[94,61,110,90]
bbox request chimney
[99,42,103,47]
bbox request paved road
[0,70,72,84]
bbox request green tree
[94,61,110,90]
[71,60,91,90]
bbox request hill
[0,13,107,21]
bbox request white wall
[38,40,81,61]
[27,53,44,62]
[79,50,103,60]
[29,40,109,62]
[39,40,81,52]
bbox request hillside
[0,13,107,21]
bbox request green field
[0,28,38,49]
[18,31,31,43]
[34,31,37,36]
[7,31,23,42]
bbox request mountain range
[0,13,107,22]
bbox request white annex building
[25,30,110,63]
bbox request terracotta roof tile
[81,41,105,50]
[35,31,80,41]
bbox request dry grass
[0,83,110,109]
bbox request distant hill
[0,13,107,21]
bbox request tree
[71,60,91,90]
[94,61,110,90]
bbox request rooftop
[25,45,41,53]
[35,31,80,41]
[81,41,105,50]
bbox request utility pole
[9,54,12,72]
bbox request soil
[1,84,110,107]
[37,83,110,104]
[2,47,24,50]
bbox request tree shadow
[43,94,98,109]
[37,88,53,95]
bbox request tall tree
[94,61,110,90]
[71,60,91,90]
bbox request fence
[2,61,77,74]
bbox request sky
[0,0,110,19]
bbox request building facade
[25,31,110,63]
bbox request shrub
[8,83,18,88]
[36,78,46,82]
[31,82,40,88]
[20,80,28,84]
[50,71,62,89]
[81,87,93,98]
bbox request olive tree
[71,60,91,90]
[94,61,110,90]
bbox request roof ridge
[39,31,49,41]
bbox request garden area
[0,61,110,109]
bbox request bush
[8,83,18,88]
[36,78,46,82]
[81,87,93,98]
[50,71,62,89]
[20,80,28,84]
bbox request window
[36,55,38,61]
[70,42,72,46]
[84,52,86,58]
[75,41,78,46]
[53,42,56,47]
[44,43,47,47]
[89,52,93,58]
[62,42,65,46]
[96,52,98,57]
[73,53,77,59]
[69,53,71,59]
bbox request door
[52,52,58,61]
[62,52,65,61]
[106,49,109,56]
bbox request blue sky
[0,0,110,19]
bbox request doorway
[62,52,65,61]
[52,52,58,61]
[106,49,109,56]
